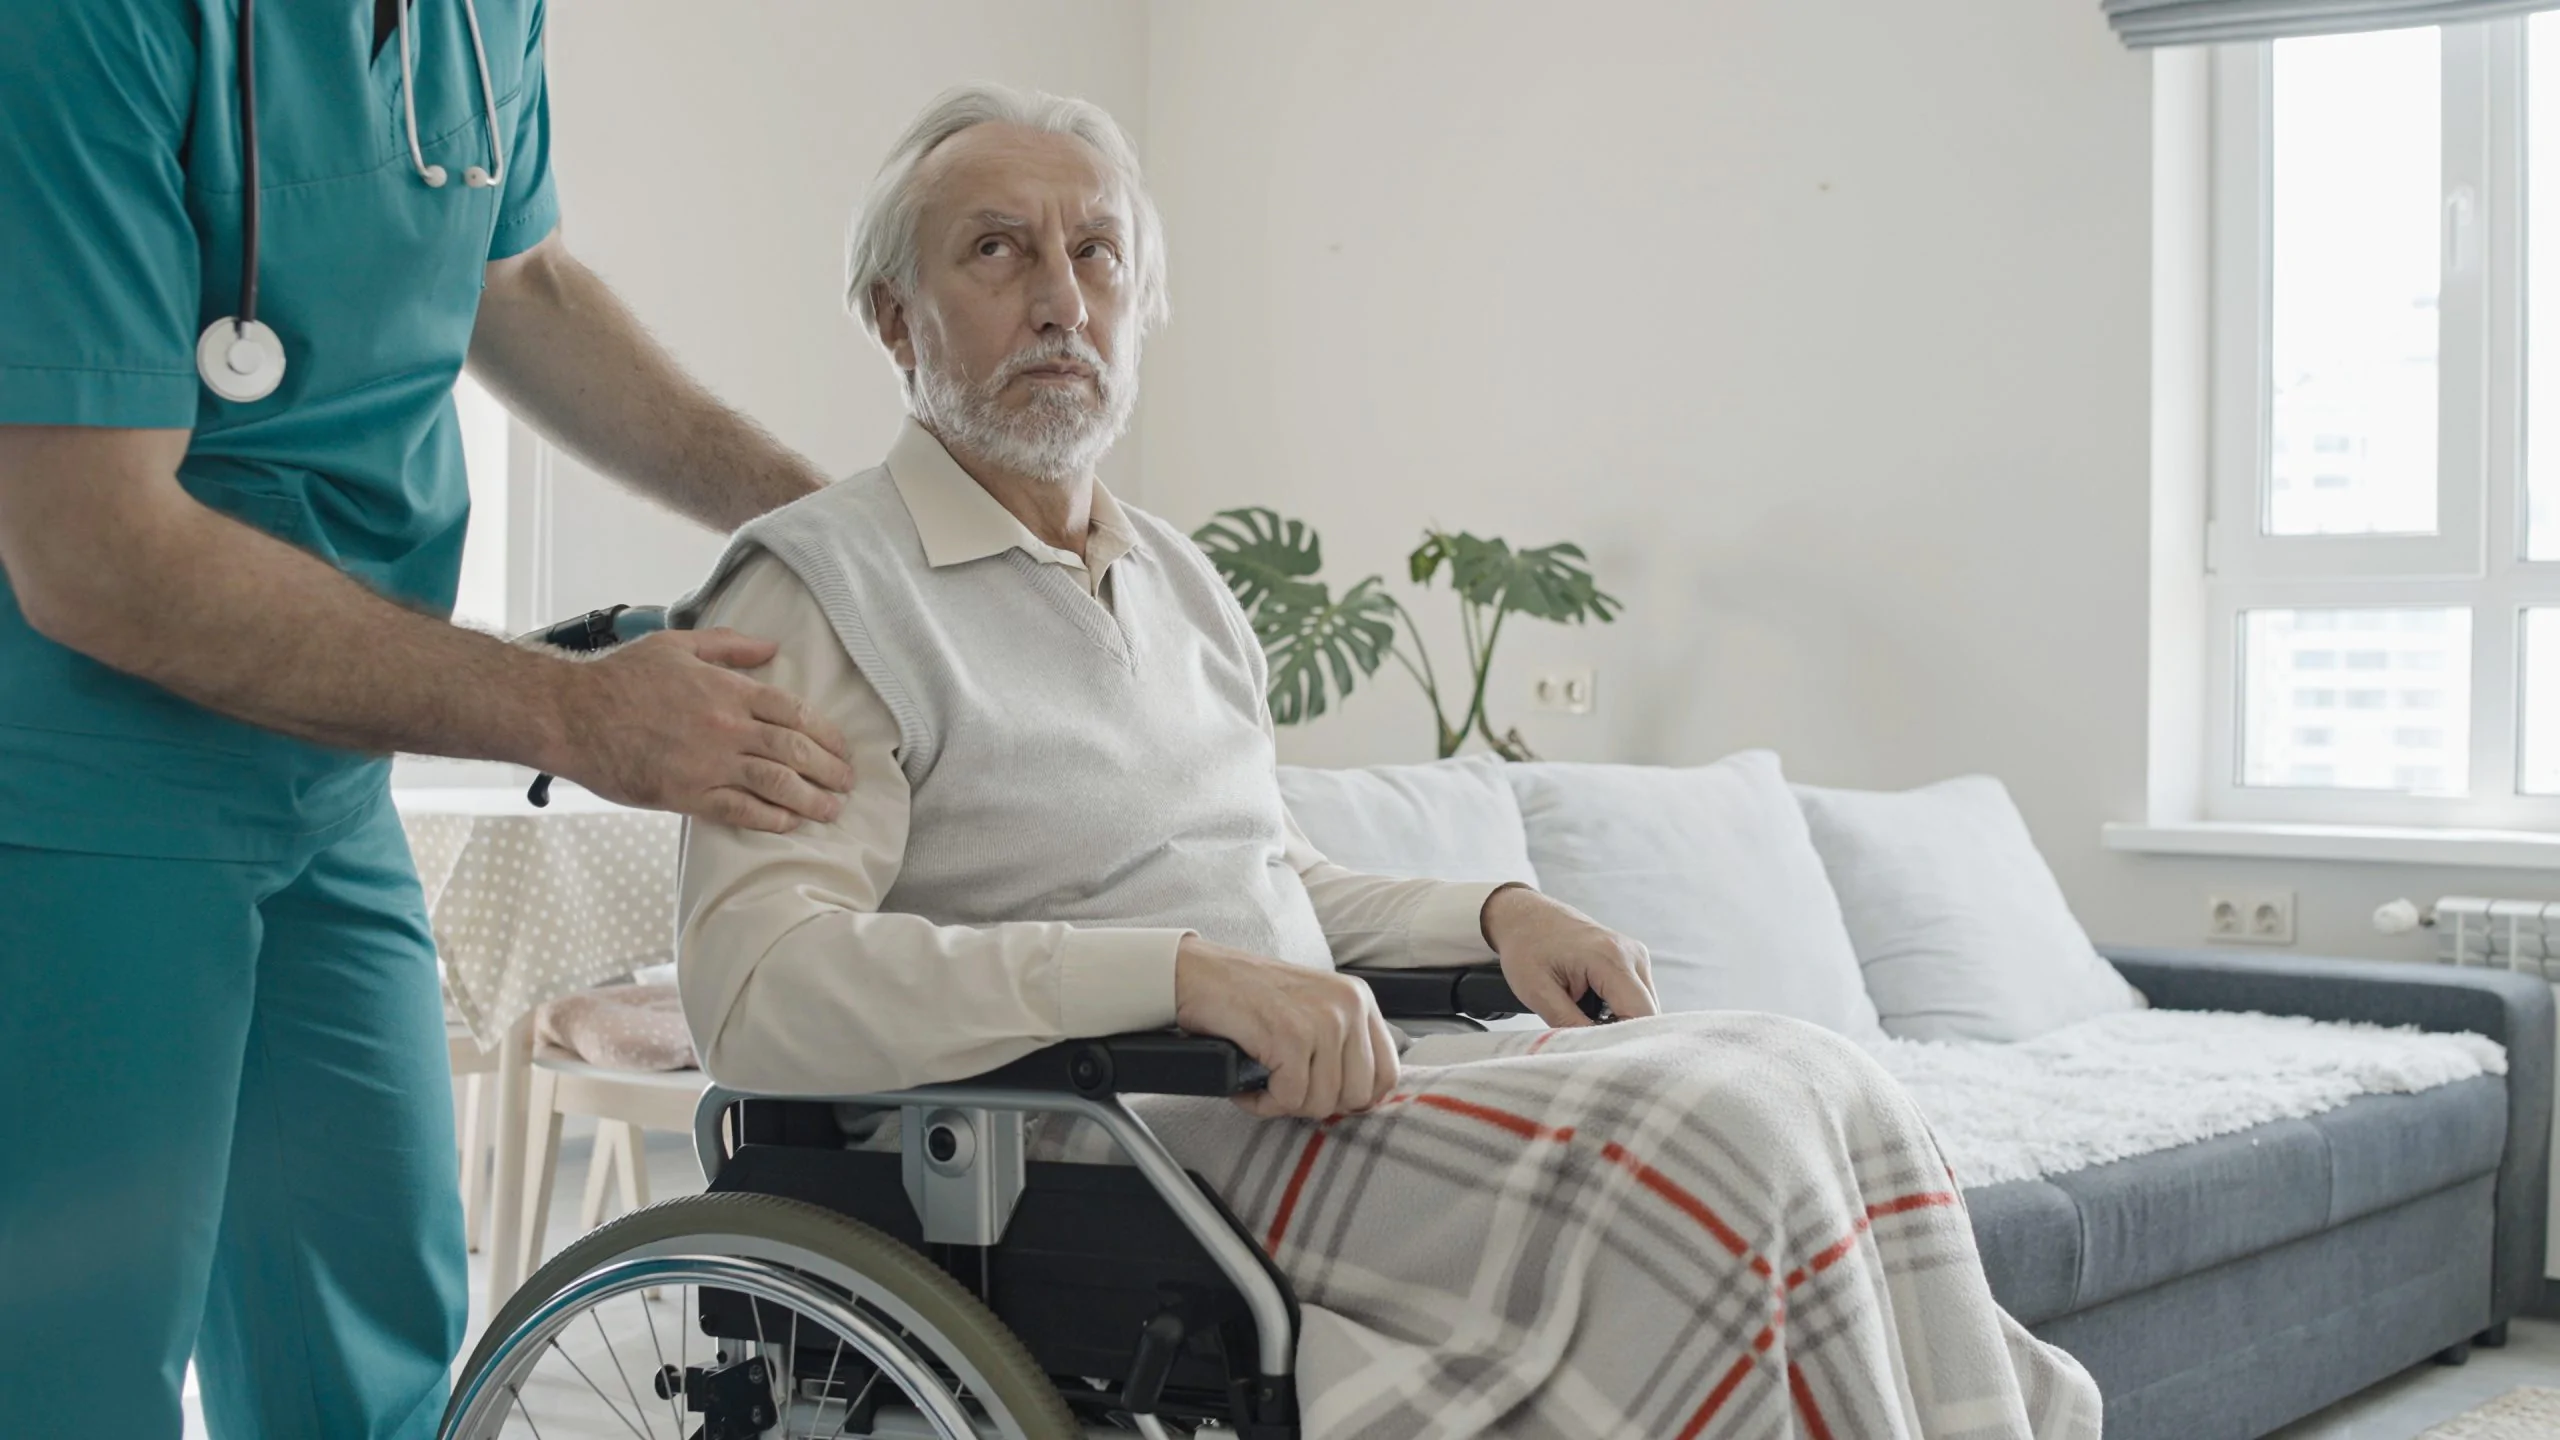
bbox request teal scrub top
[0,0,559,861]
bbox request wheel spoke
[545,1336,654,1440]
[506,1382,547,1440]
[638,1286,685,1439]
[590,1307,660,1438]
[830,1371,881,1440]
[807,1339,849,1440]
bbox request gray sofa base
[2034,1174,2493,1440]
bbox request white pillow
[1505,752,1885,1043]
[1276,755,1539,884]
[1793,775,2140,1042]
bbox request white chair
[511,1047,710,1281]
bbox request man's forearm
[469,231,828,530]
[25,472,570,766]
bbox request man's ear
[873,284,919,373]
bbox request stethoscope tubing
[201,0,507,403]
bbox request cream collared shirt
[676,422,1504,1096]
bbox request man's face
[878,123,1141,481]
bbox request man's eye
[1078,242,1118,263]
[977,237,1011,257]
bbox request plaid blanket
[1100,1012,2103,1439]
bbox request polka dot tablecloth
[397,786,683,1048]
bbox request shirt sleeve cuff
[1057,926,1186,1037]
[1403,881,1512,969]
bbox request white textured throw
[1874,1009,2507,1188]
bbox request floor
[2265,1318,2560,1439]
[179,1130,2560,1438]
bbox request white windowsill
[2104,820,2560,870]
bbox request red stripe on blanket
[1674,1355,1760,1440]
[1527,1029,1557,1054]
[1264,1126,1333,1253]
[1597,1140,1762,1268]
[1787,1362,1838,1440]
[1788,1189,1963,1289]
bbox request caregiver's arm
[470,228,829,531]
[0,424,849,832]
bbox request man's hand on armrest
[1481,886,1659,1028]
[1174,936,1400,1121]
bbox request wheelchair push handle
[515,604,670,808]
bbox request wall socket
[2208,889,2296,945]
[1531,668,1597,714]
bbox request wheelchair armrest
[1342,963,1605,1022]
[972,1030,1270,1098]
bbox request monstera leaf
[1258,575,1400,725]
[1194,508,1398,723]
[1408,531,1623,626]
[1193,507,1326,619]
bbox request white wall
[1138,0,2554,959]
[536,0,2554,959]
[530,0,1147,617]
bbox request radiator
[2383,896,2560,976]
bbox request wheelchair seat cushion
[536,982,697,1071]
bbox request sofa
[1273,752,2555,1440]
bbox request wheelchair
[442,607,1596,1440]
[439,963,1571,1440]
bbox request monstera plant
[1192,508,1622,761]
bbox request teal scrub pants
[0,793,466,1438]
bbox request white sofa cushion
[1504,752,1885,1043]
[1276,755,1539,884]
[1793,775,2140,1042]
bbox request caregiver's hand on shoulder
[1483,885,1659,1028]
[1174,936,1401,1121]
[547,627,854,832]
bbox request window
[452,372,511,633]
[2207,20,2560,828]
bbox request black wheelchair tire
[444,1190,1080,1440]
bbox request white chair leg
[578,1120,621,1231]
[484,1017,536,1303]
[516,1066,564,1285]
[458,1072,489,1254]
[617,1120,649,1215]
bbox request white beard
[911,331,1138,484]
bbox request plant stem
[1460,604,1511,749]
[1383,595,1466,756]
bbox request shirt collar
[884,418,1136,578]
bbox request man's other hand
[1482,886,1658,1028]
[550,627,854,831]
[1174,938,1400,1120]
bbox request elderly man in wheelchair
[442,85,2101,1440]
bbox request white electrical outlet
[2207,889,2296,945]
[1531,668,1597,715]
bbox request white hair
[844,83,1170,345]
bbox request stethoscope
[196,0,510,404]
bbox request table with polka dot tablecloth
[395,783,682,1048]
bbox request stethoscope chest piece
[196,318,287,404]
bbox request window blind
[2106,0,2558,46]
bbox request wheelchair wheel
[443,1191,1079,1440]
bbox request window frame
[2205,18,2560,830]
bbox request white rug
[1870,1008,2507,1188]
[2416,1386,2560,1438]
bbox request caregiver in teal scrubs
[0,2,861,1435]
